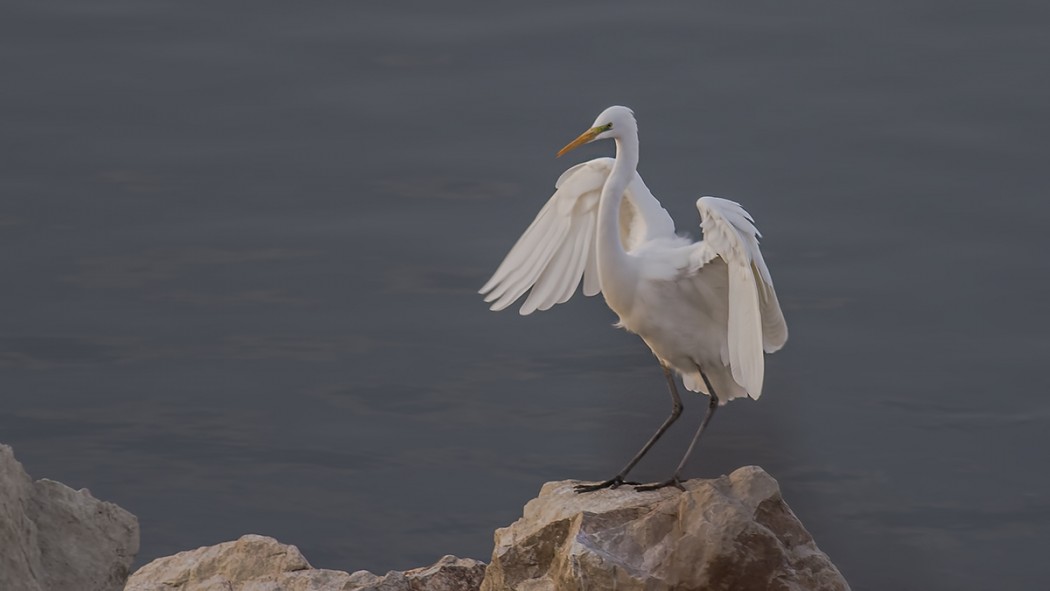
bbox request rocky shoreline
[0,443,849,590]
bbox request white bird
[480,106,787,491]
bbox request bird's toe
[573,476,638,493]
[634,476,685,492]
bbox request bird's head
[557,106,637,157]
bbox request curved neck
[611,135,639,182]
[596,134,640,309]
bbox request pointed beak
[556,126,603,158]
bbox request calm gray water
[2,2,1049,589]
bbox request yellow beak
[556,126,603,158]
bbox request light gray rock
[124,534,486,591]
[0,444,140,591]
[124,534,349,591]
[481,466,850,591]
[352,554,487,591]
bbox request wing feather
[521,210,584,314]
[487,217,566,311]
[555,210,593,305]
[728,259,764,397]
[480,158,674,315]
[581,209,601,297]
[482,202,563,305]
[480,198,558,295]
[691,196,788,398]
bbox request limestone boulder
[124,534,486,591]
[481,466,850,591]
[0,444,140,591]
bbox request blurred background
[2,2,1048,590]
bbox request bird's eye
[601,123,613,132]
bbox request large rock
[481,466,849,591]
[124,534,487,591]
[0,444,140,591]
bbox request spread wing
[479,157,674,315]
[687,196,788,398]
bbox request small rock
[0,444,139,591]
[124,534,349,590]
[125,535,486,591]
[480,466,850,591]
[385,555,487,591]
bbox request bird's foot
[634,476,686,492]
[573,475,638,493]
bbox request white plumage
[480,157,673,314]
[480,106,787,490]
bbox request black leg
[635,367,719,492]
[575,363,684,493]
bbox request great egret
[480,106,787,491]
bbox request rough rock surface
[124,534,487,591]
[0,444,140,591]
[481,466,850,591]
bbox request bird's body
[621,252,741,398]
[481,106,787,490]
